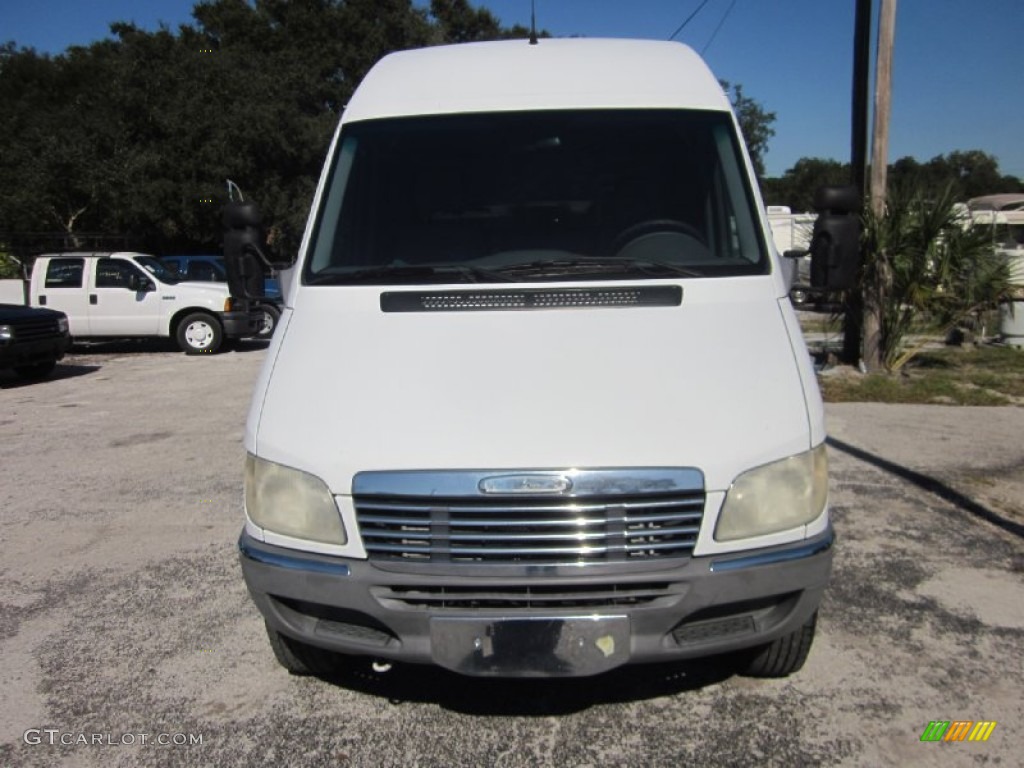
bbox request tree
[762,151,1022,213]
[721,81,775,179]
[761,158,850,211]
[0,0,537,258]
[889,151,1022,200]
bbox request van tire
[265,623,342,677]
[740,612,817,678]
[176,312,223,354]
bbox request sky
[2,0,1022,180]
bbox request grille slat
[10,318,61,342]
[376,582,682,609]
[355,471,705,565]
[357,497,700,514]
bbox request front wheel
[256,304,280,339]
[176,312,223,354]
[740,611,817,678]
[265,623,344,677]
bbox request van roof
[343,38,730,123]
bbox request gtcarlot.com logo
[920,721,997,743]
[24,729,203,747]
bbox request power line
[668,0,713,41]
[701,0,737,55]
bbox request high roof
[342,38,730,123]
[967,193,1024,212]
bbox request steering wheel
[611,219,707,255]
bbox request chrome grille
[353,468,705,565]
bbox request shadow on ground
[67,337,269,355]
[309,654,744,715]
[0,362,101,388]
[828,435,1024,539]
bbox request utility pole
[862,0,897,370]
[869,0,897,218]
[842,0,873,364]
[850,0,872,197]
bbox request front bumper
[219,309,263,338]
[0,332,70,369]
[239,526,834,677]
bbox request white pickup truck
[28,252,261,353]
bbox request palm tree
[861,184,1012,371]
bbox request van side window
[44,258,84,288]
[96,260,144,288]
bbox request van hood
[252,278,816,493]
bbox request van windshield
[306,110,768,285]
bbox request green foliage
[761,157,851,211]
[0,250,24,279]
[720,81,775,179]
[429,0,535,43]
[0,0,529,258]
[861,184,1013,371]
[763,151,1021,213]
[889,151,1024,201]
[819,345,1024,406]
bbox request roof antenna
[529,0,538,45]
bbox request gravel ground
[1,343,1021,767]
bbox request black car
[0,303,71,380]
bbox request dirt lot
[1,343,1022,767]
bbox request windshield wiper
[490,257,703,278]
[307,264,516,285]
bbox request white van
[233,39,855,679]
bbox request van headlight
[715,444,828,541]
[245,454,347,545]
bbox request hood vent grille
[380,285,682,313]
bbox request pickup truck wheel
[265,623,343,677]
[176,312,223,354]
[256,304,280,339]
[13,361,57,380]
[740,611,817,678]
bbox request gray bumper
[239,528,833,677]
[219,309,262,338]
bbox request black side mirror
[223,202,270,300]
[809,185,861,291]
[128,274,155,292]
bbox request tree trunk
[862,251,888,370]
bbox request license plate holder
[430,615,630,677]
